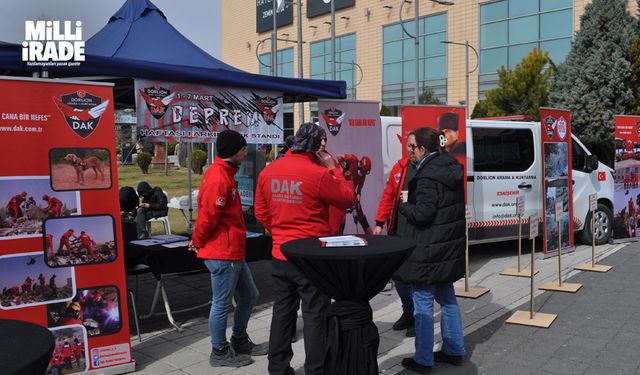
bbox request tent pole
[297,0,304,124]
[187,141,193,233]
[272,0,278,77]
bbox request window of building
[479,0,573,97]
[472,127,535,172]
[309,33,356,117]
[381,13,448,114]
[259,47,294,77]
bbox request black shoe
[401,358,432,373]
[393,312,414,331]
[406,323,416,337]
[231,334,269,356]
[209,345,252,367]
[434,351,464,366]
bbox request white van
[381,117,615,245]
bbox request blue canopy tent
[0,0,346,104]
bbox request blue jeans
[394,280,414,314]
[413,282,465,366]
[204,259,259,350]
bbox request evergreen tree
[418,87,442,105]
[470,48,554,121]
[627,35,640,114]
[550,0,636,148]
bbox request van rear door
[470,122,540,242]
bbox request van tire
[580,203,613,245]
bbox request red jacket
[374,157,410,234]
[255,152,356,260]
[192,157,246,260]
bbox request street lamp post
[400,0,454,105]
[441,40,478,118]
[329,60,364,99]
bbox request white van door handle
[518,182,532,189]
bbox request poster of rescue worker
[0,177,80,240]
[47,285,122,337]
[43,215,117,267]
[401,105,467,201]
[46,325,88,375]
[0,252,75,310]
[539,108,574,256]
[317,100,384,235]
[613,115,640,238]
[49,148,112,191]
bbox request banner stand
[455,205,490,299]
[506,215,557,328]
[500,197,537,278]
[540,203,582,293]
[575,194,612,273]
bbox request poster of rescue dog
[47,285,122,337]
[46,325,88,375]
[50,148,112,191]
[0,252,75,310]
[43,215,117,267]
[0,176,81,240]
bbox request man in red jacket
[255,122,356,375]
[373,135,418,337]
[188,130,267,368]
[43,194,63,217]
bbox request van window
[571,139,586,171]
[472,128,534,172]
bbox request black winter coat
[137,182,169,218]
[394,152,465,285]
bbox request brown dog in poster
[63,153,105,185]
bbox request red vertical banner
[613,115,640,239]
[539,107,574,256]
[400,105,467,202]
[0,77,133,373]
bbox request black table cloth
[125,234,272,279]
[281,235,415,375]
[0,319,54,375]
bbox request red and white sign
[465,204,473,222]
[0,77,132,373]
[613,115,640,239]
[589,193,597,212]
[516,195,525,216]
[529,214,539,239]
[540,107,574,256]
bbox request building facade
[222,0,636,127]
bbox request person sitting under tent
[135,181,168,239]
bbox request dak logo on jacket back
[53,90,109,138]
[140,86,175,119]
[321,107,346,136]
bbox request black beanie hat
[438,112,459,131]
[216,130,247,158]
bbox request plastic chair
[125,263,152,342]
[146,191,171,235]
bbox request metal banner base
[539,281,582,293]
[455,286,490,299]
[574,263,612,273]
[506,310,557,328]
[500,268,538,277]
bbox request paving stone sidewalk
[127,239,636,375]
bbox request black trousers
[268,259,330,375]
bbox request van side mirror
[585,154,599,173]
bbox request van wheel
[580,204,613,245]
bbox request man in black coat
[396,127,466,373]
[135,181,168,239]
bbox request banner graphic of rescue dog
[0,176,80,240]
[0,252,75,310]
[539,108,574,256]
[43,215,117,267]
[401,105,468,202]
[46,325,88,375]
[0,77,132,371]
[135,79,284,144]
[613,115,640,238]
[47,285,122,337]
[318,100,383,235]
[50,148,112,191]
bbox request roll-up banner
[613,115,640,239]
[539,108,574,256]
[0,77,133,374]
